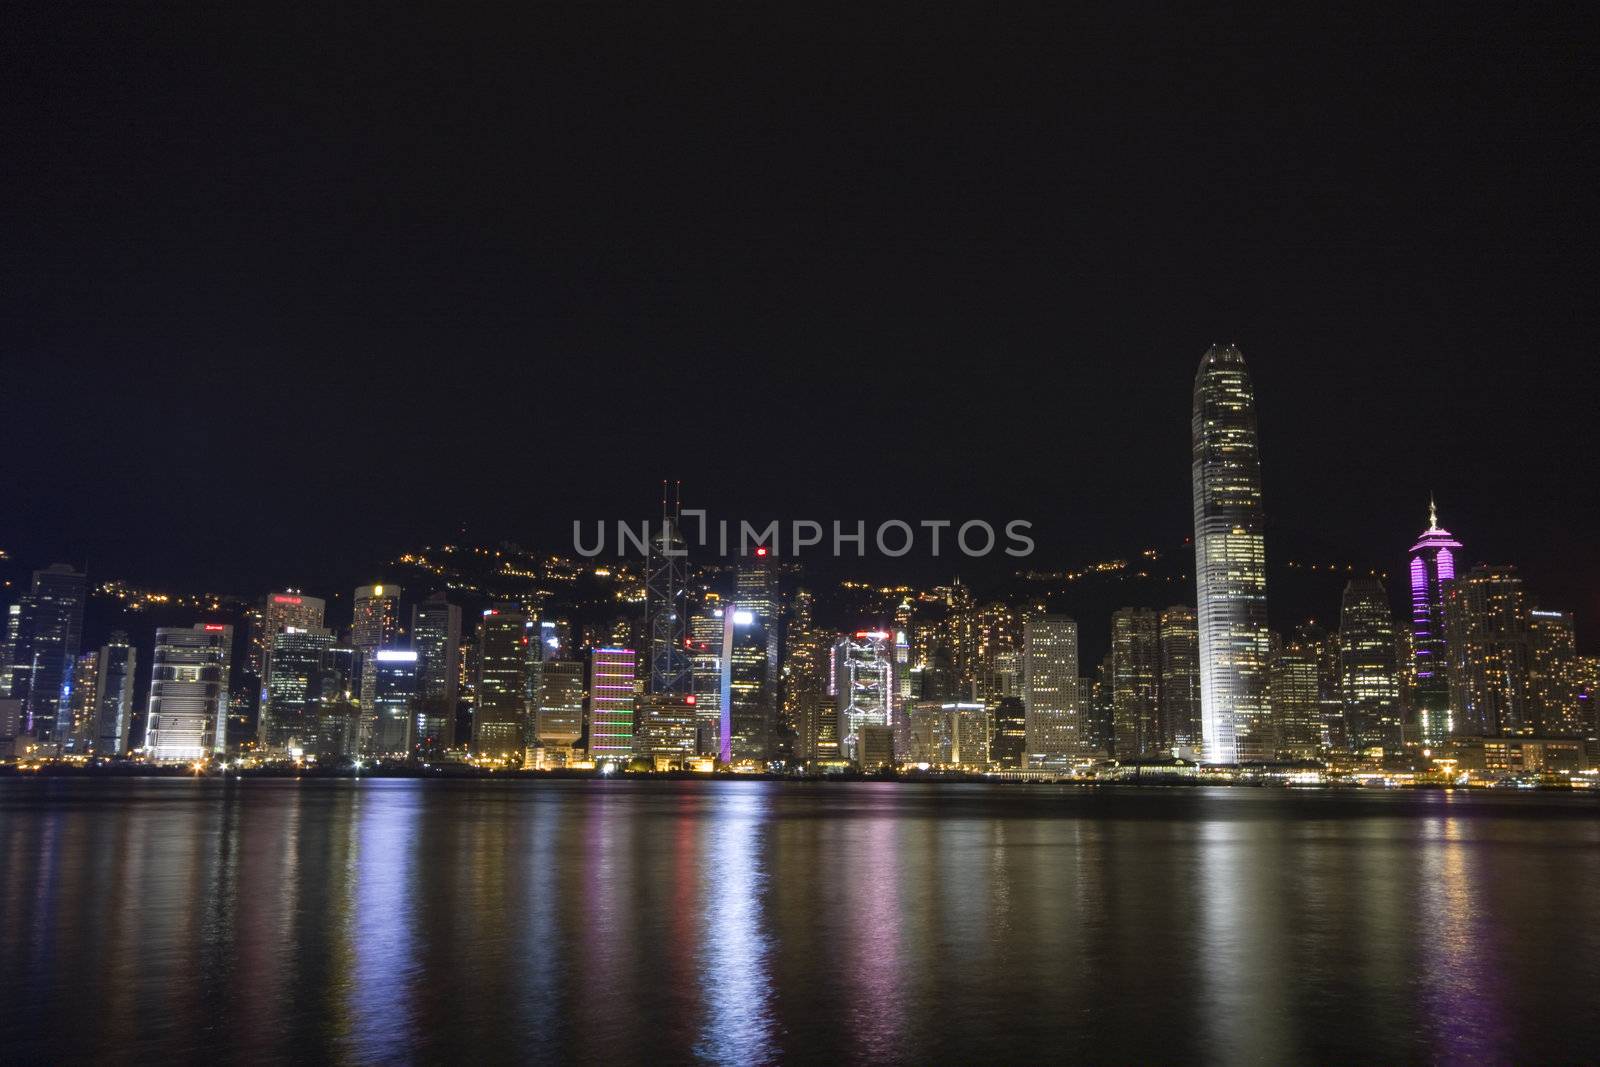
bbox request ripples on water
[2,780,1598,1064]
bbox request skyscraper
[10,563,89,743]
[1191,344,1271,763]
[64,650,100,751]
[1408,502,1463,745]
[250,590,327,679]
[92,632,137,754]
[1528,609,1581,736]
[689,600,726,755]
[588,647,637,765]
[1339,579,1402,752]
[368,649,418,756]
[645,491,690,696]
[352,583,402,706]
[261,627,335,749]
[1158,605,1201,754]
[1110,607,1161,758]
[1270,631,1323,759]
[730,553,779,759]
[411,593,462,750]
[1022,614,1080,765]
[534,659,586,757]
[833,631,893,760]
[0,602,20,698]
[145,624,232,763]
[1444,565,1531,736]
[474,607,532,761]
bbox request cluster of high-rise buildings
[2,347,1595,776]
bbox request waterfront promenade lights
[718,607,755,765]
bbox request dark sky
[4,5,1597,624]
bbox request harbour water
[3,779,1598,1063]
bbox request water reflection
[345,784,420,1061]
[695,785,776,1064]
[1416,800,1510,1063]
[2,780,1599,1063]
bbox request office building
[261,627,335,749]
[145,624,232,763]
[10,563,89,742]
[1158,606,1201,754]
[1339,578,1402,752]
[474,607,532,761]
[1408,502,1463,745]
[1110,607,1161,758]
[411,593,462,750]
[352,582,402,706]
[1023,614,1080,765]
[833,631,893,760]
[1191,344,1272,762]
[92,633,137,754]
[368,648,418,756]
[589,647,638,765]
[1444,565,1531,736]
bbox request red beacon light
[755,546,768,557]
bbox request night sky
[5,6,1596,627]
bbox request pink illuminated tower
[1408,499,1463,745]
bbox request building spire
[1428,494,1438,531]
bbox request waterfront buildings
[1022,614,1080,765]
[1191,344,1271,763]
[1339,578,1402,752]
[1408,503,1463,745]
[144,624,232,763]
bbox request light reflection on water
[2,780,1599,1064]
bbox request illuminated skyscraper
[368,649,418,756]
[1444,565,1531,736]
[0,602,20,698]
[1270,631,1323,759]
[411,593,462,750]
[689,601,725,754]
[535,659,586,755]
[588,647,637,765]
[730,552,779,759]
[1408,502,1463,745]
[1158,606,1201,754]
[833,631,893,760]
[10,563,88,743]
[250,590,326,678]
[1528,609,1581,735]
[989,695,1026,768]
[1338,579,1402,752]
[645,487,690,695]
[1022,614,1080,765]
[92,632,137,754]
[1110,608,1160,758]
[473,607,532,760]
[261,627,334,748]
[145,624,232,763]
[352,583,402,706]
[1191,344,1271,763]
[64,650,99,751]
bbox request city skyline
[6,6,1597,1063]
[4,345,1593,775]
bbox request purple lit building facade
[1408,501,1462,746]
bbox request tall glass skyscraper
[1191,344,1271,763]
[9,563,89,743]
[1408,501,1462,745]
[1338,578,1402,752]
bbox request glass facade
[1191,344,1271,763]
